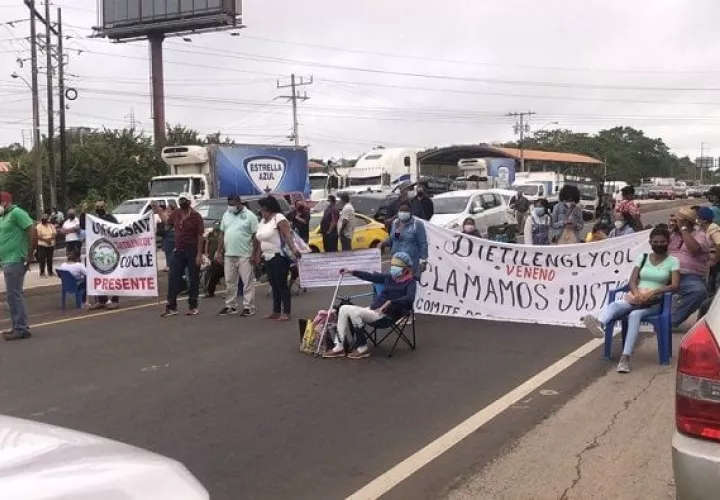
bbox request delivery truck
[154,144,310,202]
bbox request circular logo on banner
[88,238,120,275]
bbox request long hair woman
[254,197,301,321]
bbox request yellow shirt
[36,222,56,248]
[706,223,720,247]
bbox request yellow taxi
[308,213,388,252]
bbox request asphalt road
[0,204,686,500]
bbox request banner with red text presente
[86,214,158,297]
[417,223,649,327]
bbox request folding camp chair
[346,283,416,358]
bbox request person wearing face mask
[35,214,56,277]
[0,191,36,341]
[583,226,679,373]
[608,211,635,238]
[668,206,712,328]
[324,252,416,359]
[695,206,720,296]
[215,195,259,316]
[461,217,481,237]
[524,199,552,245]
[412,182,434,221]
[87,201,121,310]
[551,185,584,244]
[383,200,428,278]
[61,209,82,255]
[156,193,205,317]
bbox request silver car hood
[0,415,208,500]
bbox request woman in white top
[254,196,301,321]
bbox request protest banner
[298,248,382,288]
[416,223,650,327]
[86,213,158,297]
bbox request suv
[194,195,292,232]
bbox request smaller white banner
[86,213,159,297]
[298,248,382,288]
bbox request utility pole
[276,74,313,146]
[26,0,44,218]
[700,142,708,184]
[57,7,67,208]
[149,34,166,151]
[506,111,536,173]
[44,0,56,210]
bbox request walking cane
[315,272,344,356]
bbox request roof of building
[418,144,602,166]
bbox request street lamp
[10,72,32,90]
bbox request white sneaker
[617,357,631,373]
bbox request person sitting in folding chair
[323,251,416,359]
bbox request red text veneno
[505,265,556,282]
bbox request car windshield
[514,185,539,196]
[433,196,471,215]
[570,184,597,200]
[309,176,327,190]
[150,179,189,196]
[194,201,227,221]
[113,200,147,215]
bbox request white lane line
[346,337,604,500]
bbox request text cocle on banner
[416,223,650,327]
[86,213,159,297]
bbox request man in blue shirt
[708,186,720,225]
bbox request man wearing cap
[88,201,121,310]
[215,195,258,316]
[0,192,36,340]
[668,206,712,328]
[697,206,720,296]
[156,193,204,317]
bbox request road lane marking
[345,337,604,500]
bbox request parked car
[308,213,388,252]
[673,298,720,500]
[633,185,651,200]
[687,185,711,198]
[0,415,208,499]
[674,185,689,199]
[113,197,179,224]
[430,189,515,235]
[194,195,292,233]
[648,185,676,200]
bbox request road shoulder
[446,335,677,500]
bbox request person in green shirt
[0,192,37,340]
[203,221,223,297]
[216,195,259,316]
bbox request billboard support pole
[149,34,166,152]
[44,0,56,210]
[26,0,44,218]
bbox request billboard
[214,146,311,198]
[99,0,242,40]
[696,156,715,170]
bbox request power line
[276,74,313,146]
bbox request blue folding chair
[56,270,85,310]
[602,284,672,365]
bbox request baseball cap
[178,193,192,202]
[697,206,715,222]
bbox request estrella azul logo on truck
[244,156,287,193]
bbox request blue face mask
[397,211,411,221]
[390,265,404,278]
[534,207,545,216]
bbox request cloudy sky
[2,0,720,161]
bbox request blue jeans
[598,299,661,356]
[3,263,29,333]
[672,274,707,327]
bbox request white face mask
[0,206,5,216]
[614,220,625,229]
[463,224,475,233]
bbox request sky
[3,0,720,161]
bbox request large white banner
[417,224,650,327]
[298,248,382,288]
[86,213,158,297]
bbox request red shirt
[169,209,204,251]
[614,199,640,217]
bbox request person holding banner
[551,185,584,244]
[523,199,552,245]
[583,226,680,373]
[323,252,416,359]
[384,200,428,278]
[608,212,635,238]
[158,193,205,317]
[88,201,121,311]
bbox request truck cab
[155,146,212,202]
